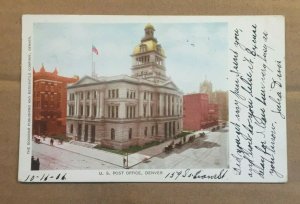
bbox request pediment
[73,75,99,86]
[162,81,179,90]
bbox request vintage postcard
[19,15,287,182]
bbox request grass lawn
[174,131,193,139]
[94,141,163,155]
[50,135,72,142]
[94,131,193,155]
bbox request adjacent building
[183,93,219,131]
[66,24,183,150]
[200,79,228,121]
[32,66,79,136]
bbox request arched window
[129,128,132,140]
[111,128,115,140]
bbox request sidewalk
[34,129,210,169]
[36,137,125,168]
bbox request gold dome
[133,40,165,56]
[145,23,155,30]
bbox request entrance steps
[69,140,98,148]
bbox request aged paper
[18,15,286,182]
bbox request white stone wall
[66,79,183,149]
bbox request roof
[68,74,182,93]
[133,39,165,56]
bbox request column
[139,91,144,117]
[96,90,100,118]
[89,94,92,117]
[75,93,78,116]
[170,95,173,116]
[166,94,169,116]
[81,124,85,142]
[99,90,104,118]
[88,125,92,142]
[67,103,70,117]
[176,97,179,115]
[120,102,126,119]
[147,93,151,117]
[159,93,163,117]
[83,92,86,117]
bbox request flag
[92,45,99,55]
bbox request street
[32,142,122,170]
[133,128,228,169]
[32,127,228,170]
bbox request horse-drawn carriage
[33,135,41,144]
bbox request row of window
[143,104,154,117]
[126,105,136,119]
[69,104,97,117]
[110,124,158,141]
[144,91,153,100]
[69,91,98,101]
[35,82,60,93]
[69,121,179,141]
[127,90,136,99]
[108,105,119,118]
[108,89,119,99]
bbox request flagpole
[91,44,94,77]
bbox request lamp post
[126,152,129,168]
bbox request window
[78,124,82,137]
[112,90,115,98]
[87,92,90,99]
[86,105,90,117]
[116,106,119,118]
[144,127,148,137]
[112,106,114,118]
[94,91,97,99]
[151,126,154,136]
[144,92,146,100]
[70,124,73,134]
[108,90,111,98]
[108,106,110,118]
[116,89,119,98]
[80,105,83,116]
[129,128,132,140]
[111,128,115,140]
[143,105,146,117]
[93,105,97,117]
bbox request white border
[19,15,287,183]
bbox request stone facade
[66,24,183,149]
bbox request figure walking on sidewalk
[123,157,126,167]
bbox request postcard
[19,15,287,182]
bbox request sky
[33,22,228,93]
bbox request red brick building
[183,93,219,131]
[32,65,78,136]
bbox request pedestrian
[31,156,34,170]
[36,158,40,170]
[50,138,54,146]
[123,157,126,167]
